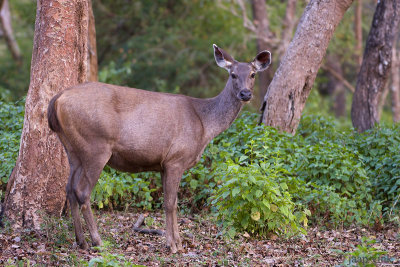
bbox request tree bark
[251,0,273,106]
[391,44,400,123]
[354,0,363,67]
[4,0,91,230]
[0,0,22,63]
[351,0,400,132]
[260,0,354,134]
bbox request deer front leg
[162,165,184,253]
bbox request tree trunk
[351,0,400,132]
[4,0,91,230]
[323,55,346,117]
[354,0,363,67]
[277,0,297,58]
[260,0,354,134]
[0,0,22,63]
[391,44,400,123]
[87,0,98,82]
[251,0,273,106]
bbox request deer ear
[252,50,271,72]
[213,44,234,71]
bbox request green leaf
[232,187,241,197]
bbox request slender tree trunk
[277,0,297,58]
[0,0,22,63]
[325,55,346,117]
[87,0,98,82]
[391,44,400,123]
[354,0,363,67]
[378,83,390,119]
[251,0,273,106]
[260,0,354,134]
[351,0,400,132]
[4,0,91,230]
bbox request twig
[133,214,164,236]
[216,0,279,46]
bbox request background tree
[0,0,21,63]
[354,0,363,67]
[351,0,400,132]
[251,0,273,105]
[4,0,94,229]
[391,42,400,122]
[260,0,354,134]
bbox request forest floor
[0,210,399,266]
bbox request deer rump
[47,44,271,253]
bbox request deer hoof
[78,240,89,250]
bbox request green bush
[92,167,162,211]
[210,160,309,238]
[346,126,400,216]
[0,99,24,200]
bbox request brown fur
[47,45,271,253]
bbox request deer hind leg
[66,158,88,249]
[73,149,112,248]
[162,164,184,253]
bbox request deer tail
[47,92,62,132]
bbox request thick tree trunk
[391,44,400,123]
[251,0,273,106]
[0,0,22,63]
[351,0,400,132]
[260,0,354,134]
[4,0,90,230]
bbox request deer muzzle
[238,89,252,102]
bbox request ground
[0,210,399,266]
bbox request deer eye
[231,73,237,79]
[251,73,256,78]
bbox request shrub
[92,167,162,210]
[210,160,309,238]
[346,126,400,217]
[0,98,24,200]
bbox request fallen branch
[133,214,164,236]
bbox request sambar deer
[47,45,271,253]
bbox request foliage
[87,242,145,267]
[0,98,24,200]
[95,0,250,99]
[346,126,400,216]
[210,161,309,238]
[1,95,400,237]
[0,0,36,100]
[92,167,162,211]
[341,237,391,267]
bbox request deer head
[213,44,271,102]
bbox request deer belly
[106,151,163,173]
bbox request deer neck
[194,79,244,141]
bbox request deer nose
[239,89,252,101]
